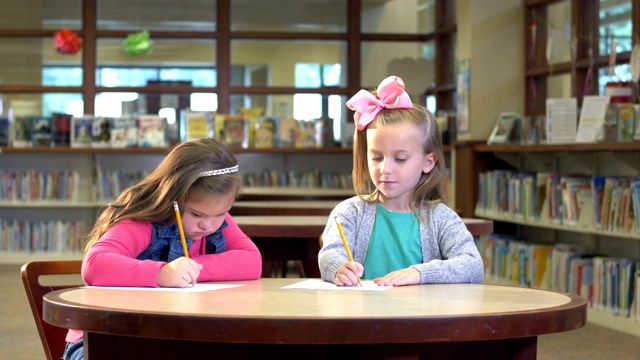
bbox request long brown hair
[84,138,242,251]
[352,103,445,212]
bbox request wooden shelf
[0,201,101,208]
[473,142,640,153]
[0,146,353,155]
[475,210,640,241]
[0,252,83,265]
[0,146,172,154]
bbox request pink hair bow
[346,75,413,130]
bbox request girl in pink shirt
[63,138,262,360]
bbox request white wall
[457,0,525,140]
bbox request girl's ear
[422,152,436,174]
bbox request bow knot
[346,76,413,130]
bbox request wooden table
[240,187,353,201]
[233,215,493,278]
[230,200,341,216]
[43,278,587,359]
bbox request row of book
[0,167,354,204]
[243,169,353,189]
[95,168,151,201]
[0,170,80,202]
[0,114,171,148]
[476,171,640,235]
[0,219,86,253]
[183,110,334,149]
[0,109,338,150]
[476,234,639,320]
[488,102,640,145]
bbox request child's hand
[157,257,203,288]
[373,267,420,286]
[333,261,363,287]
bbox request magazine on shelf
[617,103,635,142]
[0,117,9,146]
[71,115,94,148]
[110,116,138,148]
[137,115,168,148]
[487,112,518,145]
[219,114,248,149]
[29,116,52,147]
[91,117,112,148]
[575,95,610,143]
[254,117,278,149]
[279,117,297,148]
[546,98,577,144]
[239,107,265,148]
[51,113,72,147]
[181,109,213,141]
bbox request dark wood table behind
[232,215,493,278]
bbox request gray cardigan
[318,196,484,284]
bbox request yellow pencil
[334,216,362,287]
[173,201,189,258]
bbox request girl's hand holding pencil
[333,216,363,287]
[154,201,202,288]
[157,258,203,288]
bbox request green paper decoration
[123,30,153,56]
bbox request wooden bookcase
[0,146,353,264]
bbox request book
[279,117,297,148]
[254,117,278,149]
[315,117,335,147]
[239,107,265,148]
[51,113,72,147]
[617,103,635,142]
[546,98,577,144]
[0,117,8,146]
[633,104,640,141]
[12,116,32,147]
[29,116,52,147]
[294,120,320,148]
[182,110,213,141]
[220,114,248,149]
[137,115,167,147]
[71,115,94,148]
[91,117,112,148]
[487,112,518,145]
[601,103,618,142]
[110,116,138,148]
[341,121,355,148]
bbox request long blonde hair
[84,138,242,251]
[352,103,445,212]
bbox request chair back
[21,260,83,360]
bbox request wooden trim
[82,0,97,115]
[0,146,351,154]
[474,142,640,153]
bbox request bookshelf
[0,146,353,264]
[470,142,640,336]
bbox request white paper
[84,284,243,292]
[575,95,610,143]
[282,279,392,291]
[546,98,577,144]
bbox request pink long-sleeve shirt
[66,213,262,343]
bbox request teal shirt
[363,203,423,279]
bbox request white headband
[199,165,239,177]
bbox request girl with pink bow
[319,76,484,287]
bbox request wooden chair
[21,260,83,360]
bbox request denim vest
[136,221,228,262]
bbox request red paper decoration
[54,29,82,55]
